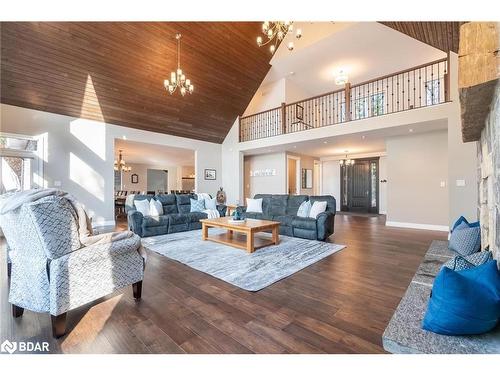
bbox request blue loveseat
[238,194,336,241]
[126,193,227,237]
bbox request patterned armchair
[0,194,146,338]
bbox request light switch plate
[456,179,466,187]
[440,181,446,188]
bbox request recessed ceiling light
[409,128,414,132]
[362,135,366,139]
[323,141,328,144]
[293,145,297,148]
[288,71,295,76]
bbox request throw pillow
[190,198,205,213]
[309,201,327,219]
[149,198,163,216]
[451,216,480,233]
[204,197,217,210]
[246,198,263,213]
[134,199,150,216]
[422,260,500,335]
[297,200,312,218]
[443,251,493,271]
[448,223,481,256]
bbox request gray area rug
[141,229,346,291]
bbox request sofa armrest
[316,211,335,241]
[127,209,144,237]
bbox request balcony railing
[239,57,450,142]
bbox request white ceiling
[115,139,195,166]
[243,119,448,158]
[264,22,446,97]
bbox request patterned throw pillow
[190,198,205,213]
[297,200,311,218]
[448,222,481,256]
[443,251,493,271]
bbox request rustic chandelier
[164,33,194,96]
[257,21,302,54]
[114,150,131,172]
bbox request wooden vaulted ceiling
[0,22,272,143]
[380,22,464,53]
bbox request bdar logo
[1,340,17,354]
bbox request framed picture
[301,169,313,189]
[131,173,139,184]
[204,169,216,180]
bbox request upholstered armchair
[0,194,146,338]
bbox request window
[0,133,39,194]
[426,79,440,105]
[351,93,385,120]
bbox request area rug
[141,228,346,291]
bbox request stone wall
[477,84,500,260]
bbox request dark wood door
[341,158,379,213]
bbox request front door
[341,158,379,213]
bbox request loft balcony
[239,57,450,143]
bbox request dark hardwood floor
[0,214,446,354]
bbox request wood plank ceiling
[379,22,464,53]
[0,22,272,143]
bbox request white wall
[243,79,286,116]
[386,130,449,229]
[0,104,222,225]
[243,152,287,198]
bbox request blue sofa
[126,193,227,237]
[238,194,336,241]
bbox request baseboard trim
[386,221,449,232]
[92,220,116,228]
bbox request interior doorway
[340,158,379,213]
[287,155,300,195]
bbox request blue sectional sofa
[126,193,227,237]
[238,194,336,241]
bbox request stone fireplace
[477,85,499,260]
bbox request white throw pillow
[134,199,150,216]
[205,197,217,210]
[246,198,263,213]
[309,201,327,218]
[297,200,312,218]
[149,198,163,216]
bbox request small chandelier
[114,150,131,172]
[164,33,194,96]
[339,152,355,167]
[257,21,302,54]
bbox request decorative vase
[216,187,226,204]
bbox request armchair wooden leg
[132,281,142,300]
[12,304,24,318]
[51,313,67,338]
[7,262,12,278]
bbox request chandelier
[257,21,302,54]
[163,33,194,96]
[339,152,355,167]
[114,150,131,172]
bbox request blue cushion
[422,260,500,335]
[448,222,481,256]
[451,216,480,232]
[190,198,205,213]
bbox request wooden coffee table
[200,217,280,253]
